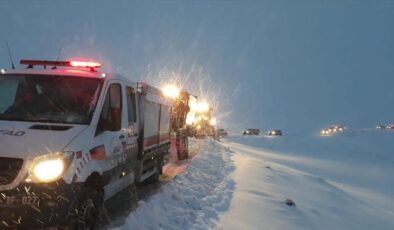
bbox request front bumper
[0,180,83,228]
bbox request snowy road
[108,132,394,230]
[105,138,235,229]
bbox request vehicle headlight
[28,153,67,183]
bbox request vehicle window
[97,83,122,133]
[0,78,19,113]
[126,86,137,123]
[0,75,102,124]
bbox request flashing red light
[70,61,101,68]
[20,59,102,70]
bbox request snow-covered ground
[108,138,235,229]
[111,130,394,230]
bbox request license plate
[0,195,40,206]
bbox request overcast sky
[1,0,394,132]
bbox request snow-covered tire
[74,188,103,230]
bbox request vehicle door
[93,82,127,185]
[124,85,139,173]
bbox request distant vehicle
[218,128,228,137]
[376,125,386,129]
[386,124,394,129]
[267,129,282,136]
[321,125,346,136]
[243,128,260,135]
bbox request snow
[109,139,236,230]
[220,130,394,230]
[112,130,394,230]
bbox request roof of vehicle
[0,67,136,84]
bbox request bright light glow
[162,85,180,99]
[192,102,209,112]
[0,69,6,74]
[31,156,65,183]
[70,61,101,68]
[272,131,276,135]
[210,118,217,126]
[186,114,195,125]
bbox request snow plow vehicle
[162,85,193,160]
[0,59,173,228]
[187,103,218,139]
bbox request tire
[184,137,189,159]
[176,129,189,160]
[177,137,189,160]
[74,188,103,230]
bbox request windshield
[0,75,102,124]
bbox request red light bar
[70,61,101,68]
[20,59,101,70]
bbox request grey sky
[1,0,394,132]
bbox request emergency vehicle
[0,59,172,228]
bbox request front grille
[0,157,24,185]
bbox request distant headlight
[29,153,67,183]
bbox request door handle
[119,134,125,139]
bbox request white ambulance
[0,59,172,229]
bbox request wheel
[176,129,189,160]
[177,136,189,160]
[74,188,103,230]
